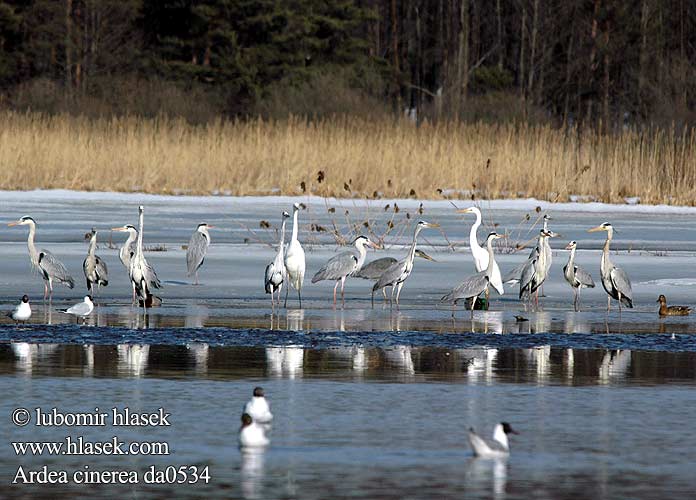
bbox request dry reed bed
[0,111,694,204]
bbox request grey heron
[265,211,290,311]
[187,223,215,285]
[111,224,138,303]
[129,206,162,312]
[8,216,75,300]
[519,229,555,307]
[588,222,633,311]
[356,250,435,305]
[372,220,440,309]
[284,203,305,308]
[62,295,94,323]
[504,214,554,285]
[457,207,504,296]
[563,241,595,311]
[8,295,31,323]
[441,232,504,317]
[83,229,109,295]
[311,235,379,307]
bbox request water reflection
[465,458,508,500]
[3,344,696,386]
[240,448,266,500]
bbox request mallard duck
[657,295,691,316]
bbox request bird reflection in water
[117,344,150,377]
[266,346,304,379]
[240,447,266,500]
[285,309,305,331]
[186,343,209,374]
[464,457,508,500]
[599,350,631,384]
[184,305,209,328]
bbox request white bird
[468,422,518,458]
[8,216,75,300]
[129,206,162,311]
[441,232,504,317]
[284,203,305,308]
[312,235,378,307]
[62,295,94,322]
[457,207,504,296]
[243,387,273,424]
[111,224,138,303]
[563,241,595,311]
[265,211,290,311]
[239,413,270,448]
[8,295,31,323]
[83,229,108,295]
[187,223,215,285]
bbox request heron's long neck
[485,237,496,275]
[88,236,97,257]
[407,227,421,269]
[27,223,39,265]
[543,219,549,232]
[291,210,299,243]
[537,236,548,267]
[567,247,576,267]
[278,219,287,253]
[601,231,612,271]
[136,212,144,257]
[355,241,368,269]
[470,211,483,252]
[124,230,137,249]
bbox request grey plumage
[353,257,397,279]
[83,230,108,294]
[588,222,633,310]
[129,206,162,309]
[9,216,75,299]
[519,230,554,304]
[265,211,289,310]
[187,223,212,284]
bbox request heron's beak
[207,225,216,229]
[416,250,435,262]
[587,226,604,233]
[456,208,474,214]
[426,222,441,228]
[367,240,381,249]
[549,231,562,238]
[565,243,574,250]
[111,226,126,232]
[7,221,19,226]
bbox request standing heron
[284,203,305,308]
[265,211,290,311]
[457,207,504,296]
[187,223,215,285]
[356,250,435,304]
[312,235,379,307]
[588,222,633,312]
[129,206,162,312]
[8,216,75,300]
[372,220,440,309]
[83,229,108,295]
[111,224,138,303]
[563,241,595,311]
[441,232,504,317]
[519,229,555,308]
[504,214,554,285]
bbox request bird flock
[3,203,691,324]
[237,385,516,459]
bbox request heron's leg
[382,288,388,301]
[470,295,476,318]
[395,282,404,310]
[284,283,289,308]
[298,289,302,309]
[195,272,199,286]
[607,295,611,312]
[340,276,346,308]
[332,281,339,307]
[371,289,375,309]
[574,288,579,312]
[43,282,48,301]
[389,284,396,309]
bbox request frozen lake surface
[3,191,696,498]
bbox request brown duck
[657,295,691,316]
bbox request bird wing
[518,258,537,299]
[39,250,74,288]
[610,267,633,301]
[95,256,108,284]
[504,254,534,284]
[354,257,397,279]
[312,251,358,282]
[468,429,492,457]
[441,271,488,303]
[66,302,90,315]
[574,265,594,287]
[373,260,406,290]
[187,231,209,276]
[265,261,282,292]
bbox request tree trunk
[391,0,401,110]
[65,0,73,92]
[518,5,526,96]
[456,0,469,114]
[586,0,601,127]
[638,0,649,117]
[496,0,503,70]
[527,0,539,100]
[602,21,610,133]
